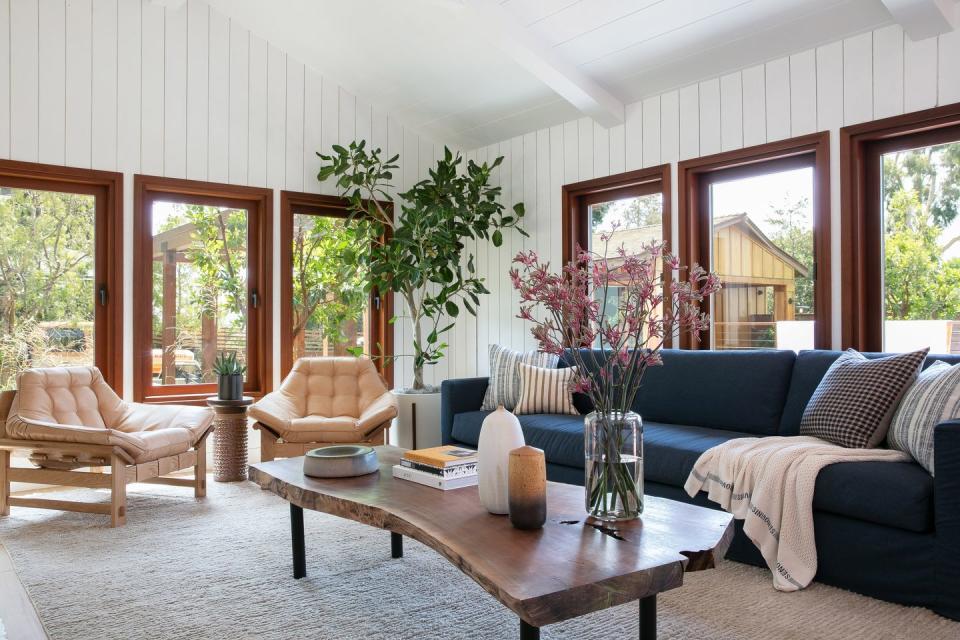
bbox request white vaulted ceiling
[205,0,903,148]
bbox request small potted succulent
[213,351,246,401]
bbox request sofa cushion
[643,421,756,486]
[813,461,933,533]
[451,410,586,468]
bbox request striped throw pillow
[514,363,579,415]
[481,345,559,411]
[888,361,960,476]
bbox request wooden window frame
[840,103,960,351]
[278,191,394,386]
[677,132,832,350]
[133,175,272,404]
[0,159,123,392]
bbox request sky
[710,167,813,239]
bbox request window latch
[98,286,108,306]
[251,289,260,309]
[373,292,381,310]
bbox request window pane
[290,213,369,361]
[588,193,663,347]
[708,167,815,351]
[151,202,248,386]
[881,141,960,353]
[0,187,96,389]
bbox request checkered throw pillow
[799,348,928,448]
[481,344,559,411]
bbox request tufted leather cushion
[249,357,397,442]
[5,366,213,463]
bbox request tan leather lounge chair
[250,357,397,461]
[0,367,213,527]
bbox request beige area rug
[1,482,958,640]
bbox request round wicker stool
[206,396,254,482]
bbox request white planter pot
[392,390,442,449]
[477,406,525,515]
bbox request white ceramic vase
[478,405,525,515]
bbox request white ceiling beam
[880,0,958,40]
[463,0,624,127]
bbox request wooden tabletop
[249,446,733,628]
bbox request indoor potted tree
[317,142,526,447]
[213,350,245,401]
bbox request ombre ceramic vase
[478,405,525,514]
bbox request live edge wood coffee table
[249,446,733,639]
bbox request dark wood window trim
[278,190,393,386]
[677,132,832,350]
[561,164,672,263]
[133,175,272,404]
[840,102,960,351]
[0,159,123,393]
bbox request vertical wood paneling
[0,0,9,158]
[475,146,493,374]
[339,88,356,146]
[816,41,843,131]
[91,0,117,170]
[65,0,92,168]
[563,120,579,182]
[371,106,388,154]
[247,34,268,187]
[577,117,593,180]
[38,0,65,165]
[497,140,512,353]
[872,25,904,119]
[593,122,609,177]
[679,84,699,160]
[698,79,720,156]
[302,68,323,194]
[939,30,960,105]
[535,127,550,345]
[228,20,249,184]
[140,0,164,175]
[904,35,938,113]
[319,73,339,195]
[764,57,790,141]
[355,97,372,151]
[624,101,642,170]
[284,60,305,191]
[790,49,817,136]
[660,89,679,164]
[549,124,563,265]
[510,135,525,349]
[10,0,39,161]
[608,123,625,175]
[843,32,873,125]
[642,96,660,167]
[719,73,742,152]
[265,44,285,188]
[163,2,187,178]
[741,64,766,147]
[116,0,140,171]
[186,0,208,181]
[207,8,229,182]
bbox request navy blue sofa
[441,349,960,620]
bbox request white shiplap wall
[453,25,960,381]
[0,0,443,396]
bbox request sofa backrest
[563,348,797,436]
[777,350,960,435]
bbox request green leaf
[492,229,503,247]
[445,301,459,317]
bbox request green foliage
[591,195,662,230]
[766,196,815,315]
[318,142,527,389]
[212,350,246,376]
[882,143,960,320]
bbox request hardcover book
[392,465,478,490]
[399,459,478,478]
[402,445,477,468]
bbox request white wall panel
[741,64,766,148]
[593,122,609,178]
[678,84,699,160]
[563,119,579,182]
[719,73,742,152]
[284,60,305,192]
[91,0,117,171]
[140,1,164,175]
[228,20,249,184]
[10,0,39,162]
[816,41,843,131]
[319,73,339,195]
[764,57,790,142]
[186,0,209,181]
[38,0,65,165]
[163,2,187,178]
[790,50,817,136]
[939,30,960,105]
[207,7,229,182]
[577,117,593,180]
[247,34,268,188]
[116,0,140,172]
[660,90,679,164]
[265,44,285,189]
[608,123,625,175]
[642,96,660,167]
[904,35,938,113]
[0,0,9,158]
[624,101,642,170]
[698,79,720,156]
[872,25,904,119]
[302,68,323,194]
[65,0,92,168]
[843,33,873,125]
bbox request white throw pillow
[888,361,960,476]
[514,363,579,416]
[481,344,559,411]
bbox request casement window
[678,133,831,350]
[841,104,960,353]
[133,176,272,403]
[278,191,392,383]
[0,160,122,392]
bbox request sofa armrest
[934,419,960,619]
[440,377,489,445]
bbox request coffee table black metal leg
[520,619,539,640]
[391,532,403,558]
[639,595,656,639]
[291,503,306,579]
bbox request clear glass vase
[584,411,643,521]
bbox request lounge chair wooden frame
[252,420,389,462]
[0,429,211,528]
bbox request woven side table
[206,396,254,482]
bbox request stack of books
[393,445,478,490]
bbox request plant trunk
[412,314,424,391]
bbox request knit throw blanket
[684,436,911,591]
